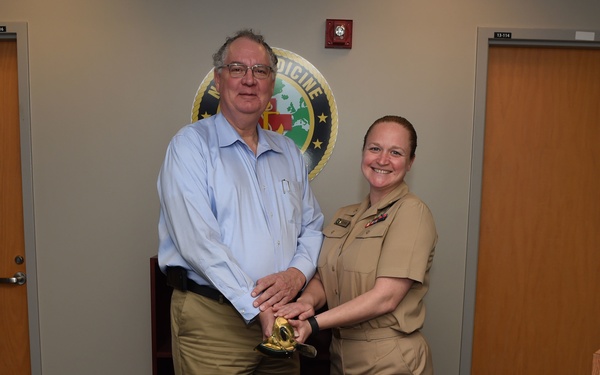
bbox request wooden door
[0,38,31,375]
[471,45,600,374]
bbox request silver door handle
[0,272,27,285]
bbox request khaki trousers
[170,289,300,375]
[329,328,433,375]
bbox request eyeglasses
[219,63,274,80]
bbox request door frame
[460,27,600,375]
[1,22,41,375]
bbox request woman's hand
[273,301,315,320]
[287,318,312,343]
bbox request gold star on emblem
[201,112,212,119]
[313,139,323,149]
[318,113,328,123]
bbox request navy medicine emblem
[191,48,338,180]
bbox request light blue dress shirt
[157,113,324,322]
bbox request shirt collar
[372,181,410,210]
[214,113,284,156]
[355,181,411,218]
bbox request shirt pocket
[281,180,303,226]
[319,223,350,268]
[343,224,388,274]
[323,222,351,239]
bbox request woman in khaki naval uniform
[275,115,437,375]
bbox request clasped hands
[251,268,314,342]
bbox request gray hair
[212,29,278,74]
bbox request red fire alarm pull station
[325,19,353,49]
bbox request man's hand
[258,308,276,340]
[252,268,305,311]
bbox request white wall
[1,1,599,374]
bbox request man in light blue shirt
[157,29,324,375]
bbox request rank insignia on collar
[365,213,388,228]
[334,218,350,227]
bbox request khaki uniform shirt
[318,182,437,334]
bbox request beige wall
[1,1,599,374]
